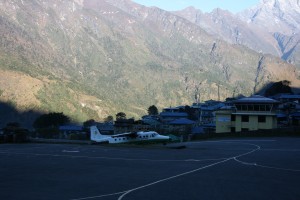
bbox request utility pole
[217,82,220,101]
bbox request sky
[132,0,260,13]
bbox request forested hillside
[0,0,299,126]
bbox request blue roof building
[159,112,188,123]
[169,118,196,125]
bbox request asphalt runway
[0,138,300,200]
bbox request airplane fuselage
[90,126,170,144]
[107,132,169,144]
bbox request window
[248,105,254,111]
[258,115,266,123]
[242,105,248,111]
[231,115,236,121]
[260,105,266,111]
[242,115,249,122]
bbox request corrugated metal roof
[233,113,276,116]
[160,112,188,117]
[277,113,287,118]
[59,125,83,131]
[169,118,196,125]
[234,95,279,103]
[279,95,300,99]
[290,112,300,117]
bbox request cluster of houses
[59,93,300,138]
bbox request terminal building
[216,95,279,133]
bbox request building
[159,111,188,124]
[96,122,114,135]
[289,112,300,125]
[275,94,300,103]
[59,125,85,139]
[114,118,152,134]
[192,100,225,124]
[216,95,279,133]
[166,118,196,135]
[59,125,84,134]
[114,118,135,134]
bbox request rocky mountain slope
[239,0,300,35]
[239,0,300,65]
[175,0,300,66]
[0,0,299,126]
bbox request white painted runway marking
[117,158,235,200]
[71,191,126,200]
[261,148,300,152]
[62,150,80,153]
[189,139,276,144]
[70,142,261,200]
[3,140,298,200]
[0,151,226,163]
[70,158,233,200]
[234,157,300,172]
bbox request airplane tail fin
[90,126,105,141]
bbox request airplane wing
[111,132,138,138]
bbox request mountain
[0,0,299,126]
[174,7,279,56]
[175,0,300,66]
[239,0,300,35]
[239,0,300,65]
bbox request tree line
[31,105,159,129]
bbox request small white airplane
[90,126,170,144]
